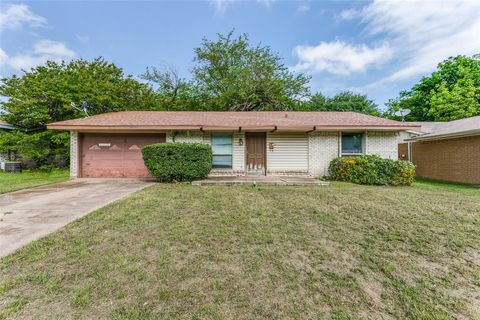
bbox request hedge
[328,155,415,186]
[142,142,212,182]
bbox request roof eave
[408,129,480,142]
[47,124,417,132]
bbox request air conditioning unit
[1,161,22,173]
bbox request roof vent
[284,113,288,118]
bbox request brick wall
[70,131,78,178]
[308,132,339,177]
[308,131,400,177]
[411,135,480,184]
[366,132,398,159]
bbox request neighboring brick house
[48,111,417,178]
[398,116,480,184]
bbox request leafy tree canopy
[304,91,381,116]
[385,55,480,121]
[1,58,160,127]
[143,31,311,111]
[140,67,196,111]
[0,58,160,166]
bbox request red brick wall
[409,135,480,184]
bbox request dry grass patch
[0,181,479,319]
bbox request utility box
[1,161,22,173]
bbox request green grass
[0,169,69,194]
[1,182,479,319]
[413,177,480,194]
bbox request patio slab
[192,176,329,186]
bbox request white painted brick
[308,132,339,177]
[70,131,78,178]
[366,132,398,159]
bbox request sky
[1,0,480,109]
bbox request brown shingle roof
[48,111,419,131]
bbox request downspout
[408,141,412,162]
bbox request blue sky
[1,1,480,109]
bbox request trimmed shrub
[142,142,212,182]
[329,155,415,186]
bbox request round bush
[142,142,212,182]
[329,155,415,186]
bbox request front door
[245,132,266,175]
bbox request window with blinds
[211,132,233,168]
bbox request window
[211,132,233,168]
[341,133,364,155]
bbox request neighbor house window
[341,133,364,155]
[211,132,233,168]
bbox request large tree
[140,67,196,110]
[0,58,160,166]
[143,31,311,111]
[305,91,381,116]
[385,55,480,121]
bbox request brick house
[398,116,480,184]
[48,111,417,178]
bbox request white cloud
[297,4,310,12]
[257,0,275,8]
[0,3,46,30]
[76,34,90,45]
[0,48,8,67]
[357,0,480,84]
[210,0,275,13]
[210,0,233,13]
[1,40,76,71]
[292,40,393,75]
[339,8,357,20]
[33,40,75,57]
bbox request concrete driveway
[0,179,152,257]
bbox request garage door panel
[81,133,166,178]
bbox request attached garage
[80,133,166,178]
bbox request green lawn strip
[413,177,480,194]
[0,169,69,194]
[0,183,479,319]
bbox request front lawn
[0,169,69,194]
[1,182,479,319]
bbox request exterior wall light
[238,138,243,146]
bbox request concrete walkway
[192,175,329,186]
[0,179,152,257]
